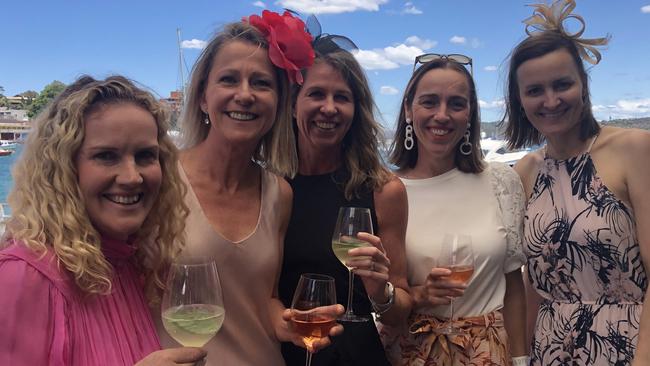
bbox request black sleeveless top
[278,170,390,366]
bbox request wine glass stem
[345,268,355,316]
[449,298,455,331]
[305,350,313,366]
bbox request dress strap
[586,133,600,153]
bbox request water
[0,145,23,212]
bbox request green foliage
[28,81,66,118]
[15,90,38,109]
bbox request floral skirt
[381,310,511,366]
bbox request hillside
[480,117,650,138]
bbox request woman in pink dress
[0,75,205,365]
[503,1,650,364]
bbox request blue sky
[2,0,649,128]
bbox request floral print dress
[525,144,647,366]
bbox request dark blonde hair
[289,50,391,200]
[390,59,484,173]
[181,22,298,175]
[7,75,188,301]
[502,31,599,149]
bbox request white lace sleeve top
[400,162,526,318]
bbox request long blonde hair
[7,75,188,301]
[181,22,298,175]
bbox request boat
[0,149,13,157]
[481,138,531,166]
[0,140,18,149]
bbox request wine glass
[331,206,373,322]
[290,273,338,366]
[161,260,225,348]
[437,233,475,335]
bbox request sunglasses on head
[413,53,473,75]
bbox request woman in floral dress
[502,1,650,365]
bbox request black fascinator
[286,10,358,55]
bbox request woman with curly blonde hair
[0,75,206,366]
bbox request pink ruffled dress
[0,238,160,365]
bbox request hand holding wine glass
[290,273,339,366]
[161,260,225,348]
[436,233,475,335]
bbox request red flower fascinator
[246,10,315,85]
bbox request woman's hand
[413,268,467,308]
[135,347,206,366]
[346,232,391,303]
[282,305,345,352]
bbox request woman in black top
[277,46,411,365]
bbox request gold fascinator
[523,0,610,64]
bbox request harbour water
[0,145,22,212]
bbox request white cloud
[593,98,650,119]
[450,36,467,44]
[479,99,505,109]
[354,49,399,70]
[470,38,483,49]
[380,86,400,95]
[641,5,650,13]
[405,35,437,50]
[276,0,387,14]
[484,65,498,72]
[354,42,424,70]
[253,1,266,8]
[402,1,423,14]
[181,39,207,49]
[383,44,423,64]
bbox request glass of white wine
[290,273,337,366]
[331,206,373,322]
[438,233,475,335]
[161,260,225,348]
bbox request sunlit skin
[405,68,471,177]
[76,103,162,240]
[201,40,279,148]
[294,62,355,173]
[516,49,585,158]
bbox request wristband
[512,356,529,366]
[370,281,395,316]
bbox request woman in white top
[384,55,528,366]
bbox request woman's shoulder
[598,125,650,156]
[0,242,63,289]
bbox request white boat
[0,140,18,149]
[481,138,531,166]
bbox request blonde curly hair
[6,75,188,302]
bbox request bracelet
[511,356,529,366]
[370,281,395,316]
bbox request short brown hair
[390,59,484,173]
[502,31,600,149]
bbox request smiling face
[294,61,355,152]
[516,49,585,140]
[405,67,471,167]
[200,40,279,145]
[76,103,162,240]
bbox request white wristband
[511,356,529,366]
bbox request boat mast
[176,28,186,103]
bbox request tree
[28,81,66,118]
[0,86,8,108]
[16,90,38,109]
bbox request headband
[523,0,609,64]
[246,10,315,84]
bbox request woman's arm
[503,269,527,357]
[624,131,650,366]
[0,256,61,365]
[370,176,412,326]
[269,178,344,350]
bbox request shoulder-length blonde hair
[7,75,188,301]
[181,22,298,175]
[288,50,391,200]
